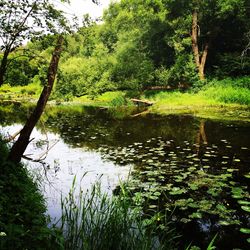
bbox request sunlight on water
[0,124,132,222]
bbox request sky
[55,0,113,21]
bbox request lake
[0,103,250,249]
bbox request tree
[0,0,68,86]
[8,35,64,163]
[168,0,249,81]
[4,0,99,163]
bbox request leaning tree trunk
[0,49,10,86]
[8,35,64,163]
[191,10,209,81]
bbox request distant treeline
[1,0,250,98]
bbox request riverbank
[1,78,250,122]
[0,139,57,249]
[0,138,178,250]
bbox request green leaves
[241,206,250,213]
[169,187,187,195]
[240,228,250,234]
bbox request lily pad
[241,206,250,213]
[238,200,250,205]
[240,228,250,234]
[189,212,202,219]
[180,218,191,223]
[218,220,230,226]
[169,187,187,195]
[244,173,250,179]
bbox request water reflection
[0,104,250,249]
[0,124,132,223]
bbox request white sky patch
[54,0,113,22]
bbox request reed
[59,177,177,250]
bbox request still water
[0,104,250,249]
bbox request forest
[1,0,250,103]
[0,0,250,249]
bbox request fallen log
[131,98,154,106]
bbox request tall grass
[0,82,41,98]
[144,77,250,106]
[59,177,177,250]
[200,78,250,105]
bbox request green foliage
[56,44,116,98]
[0,139,58,249]
[162,53,199,87]
[212,53,250,78]
[59,178,177,250]
[0,0,71,86]
[0,83,41,100]
[200,78,250,105]
[1,0,250,99]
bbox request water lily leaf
[188,183,199,191]
[232,195,243,199]
[240,228,250,234]
[207,188,221,197]
[219,219,240,226]
[231,187,244,199]
[199,200,213,211]
[238,200,250,205]
[241,206,250,213]
[188,167,197,171]
[244,173,250,179]
[149,205,157,209]
[218,220,230,226]
[227,169,238,172]
[169,187,187,195]
[203,165,210,169]
[241,147,248,150]
[216,204,228,212]
[154,191,161,196]
[233,159,241,162]
[180,218,191,223]
[189,212,202,219]
[188,202,199,208]
[149,195,158,200]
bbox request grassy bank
[1,78,250,121]
[0,138,178,249]
[73,78,250,121]
[0,139,58,250]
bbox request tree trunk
[191,10,208,81]
[8,35,64,163]
[0,49,10,86]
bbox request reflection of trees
[0,103,34,125]
[42,109,200,151]
[196,120,207,154]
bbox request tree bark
[191,10,208,81]
[0,49,10,86]
[8,35,64,163]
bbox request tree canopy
[1,0,250,95]
[0,0,72,86]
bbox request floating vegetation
[95,133,250,249]
[1,105,250,249]
[240,228,250,234]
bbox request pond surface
[0,103,250,249]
